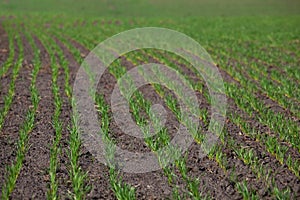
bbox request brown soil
[146,52,300,198]
[0,33,33,193]
[0,22,299,200]
[69,40,175,199]
[9,35,55,199]
[0,24,9,67]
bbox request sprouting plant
[236,181,258,200]
[95,94,136,200]
[1,23,40,200]
[273,186,291,200]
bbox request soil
[143,51,300,198]
[70,40,175,199]
[9,34,55,199]
[0,22,299,200]
[0,33,34,194]
[0,24,9,67]
[0,24,15,108]
[227,57,300,123]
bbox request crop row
[0,23,23,130]
[43,22,212,198]
[43,27,137,199]
[36,29,90,199]
[146,49,300,178]
[210,45,300,118]
[52,22,296,198]
[127,50,291,199]
[6,16,298,199]
[1,22,40,199]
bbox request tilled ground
[0,22,299,200]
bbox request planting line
[204,45,300,120]
[148,50,300,178]
[94,94,136,199]
[54,25,212,196]
[48,21,298,197]
[108,60,209,199]
[63,30,290,198]
[213,46,300,113]
[44,29,138,199]
[156,48,300,153]
[33,30,64,199]
[127,52,265,199]
[52,39,92,200]
[65,23,298,184]
[36,26,91,198]
[29,18,88,197]
[216,59,300,149]
[138,50,297,197]
[32,22,300,149]
[228,41,299,84]
[1,25,40,199]
[0,23,23,130]
[0,23,14,77]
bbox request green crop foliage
[24,20,91,199]
[48,30,135,198]
[35,30,63,200]
[1,10,298,199]
[0,24,15,78]
[236,181,258,200]
[208,41,300,110]
[107,57,210,199]
[95,94,136,200]
[136,49,295,197]
[68,105,91,200]
[0,23,23,130]
[1,23,40,200]
[148,48,300,179]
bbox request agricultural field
[0,0,300,199]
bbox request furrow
[52,36,120,199]
[142,50,299,198]
[9,33,54,199]
[1,24,40,199]
[0,22,10,73]
[71,40,172,199]
[122,55,240,199]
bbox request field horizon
[1,0,300,17]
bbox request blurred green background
[0,0,299,17]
